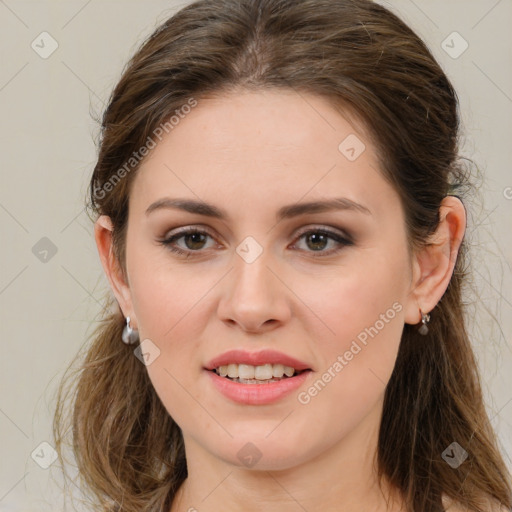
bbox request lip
[205,368,312,405]
[204,349,312,372]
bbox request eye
[291,227,353,256]
[159,228,216,256]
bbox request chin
[210,436,317,472]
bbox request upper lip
[204,349,312,371]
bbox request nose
[217,247,292,334]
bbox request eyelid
[292,224,353,242]
[162,224,214,238]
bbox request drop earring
[418,309,430,335]
[122,316,139,344]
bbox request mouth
[204,349,313,403]
[209,363,311,384]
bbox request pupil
[186,233,206,250]
[307,233,327,251]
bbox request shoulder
[442,493,509,512]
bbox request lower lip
[205,369,311,405]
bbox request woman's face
[121,89,418,470]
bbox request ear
[404,196,467,326]
[94,215,136,326]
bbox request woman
[53,0,512,511]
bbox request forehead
[131,89,399,222]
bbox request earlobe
[404,196,466,326]
[94,215,134,322]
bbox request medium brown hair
[53,1,512,511]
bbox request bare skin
[95,89,466,512]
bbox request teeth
[227,364,238,378]
[239,364,255,379]
[215,363,297,379]
[272,364,284,378]
[254,364,273,380]
[283,366,294,377]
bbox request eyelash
[158,226,354,258]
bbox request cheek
[127,241,212,340]
[126,247,216,422]
[294,292,405,446]
[295,244,407,354]
[294,247,407,413]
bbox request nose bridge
[218,236,291,331]
[232,238,278,304]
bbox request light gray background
[0,1,511,510]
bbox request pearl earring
[122,316,139,344]
[418,309,431,335]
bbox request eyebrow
[145,197,372,220]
